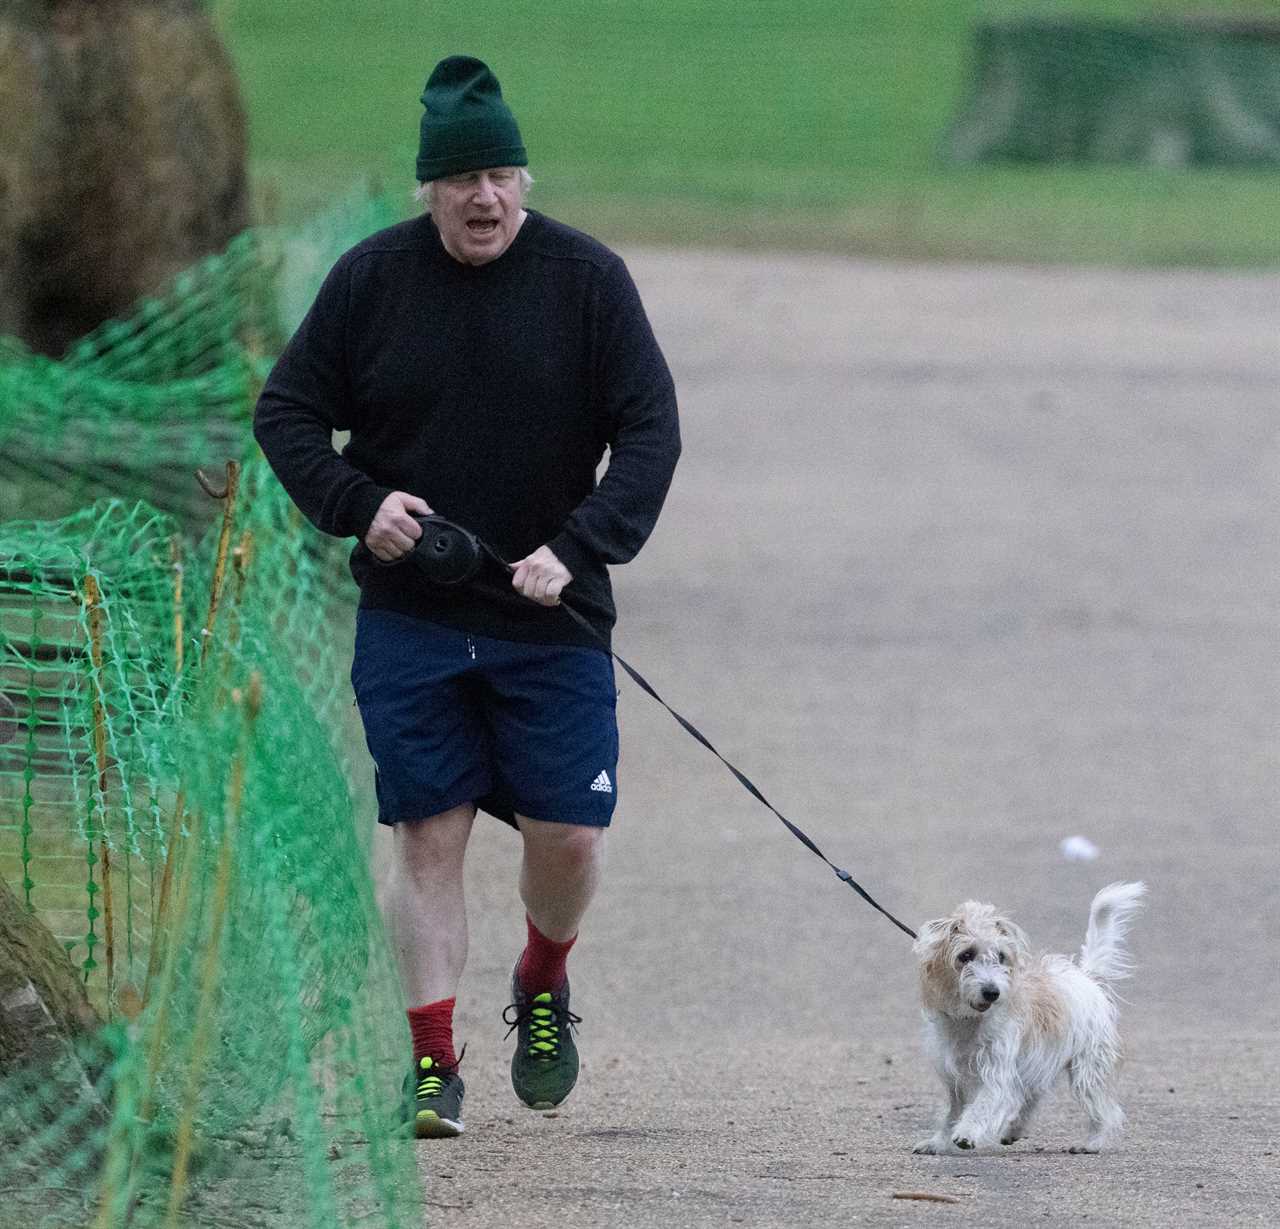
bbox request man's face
[431,167,526,266]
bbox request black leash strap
[402,517,918,941]
[560,601,918,940]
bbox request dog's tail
[1079,881,1146,983]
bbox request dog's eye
[957,948,977,965]
[998,950,1009,965]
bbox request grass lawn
[219,1,1280,263]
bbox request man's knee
[394,803,476,875]
[518,816,606,872]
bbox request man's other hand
[511,546,572,606]
[365,491,432,562]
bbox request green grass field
[218,0,1280,265]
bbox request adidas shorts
[351,609,619,828]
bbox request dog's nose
[981,986,1001,1003]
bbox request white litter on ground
[1060,835,1100,861]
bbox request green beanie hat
[416,55,528,182]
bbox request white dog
[911,881,1146,1155]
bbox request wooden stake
[170,534,184,677]
[224,528,255,653]
[145,473,252,1007]
[141,784,184,1007]
[163,672,262,1228]
[199,459,241,666]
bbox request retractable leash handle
[372,514,483,583]
[404,515,486,585]
[395,515,918,941]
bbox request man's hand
[511,545,572,606]
[365,491,432,562]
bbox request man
[253,55,680,1139]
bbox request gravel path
[389,251,1279,1227]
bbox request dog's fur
[911,881,1146,1155]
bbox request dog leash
[400,516,919,941]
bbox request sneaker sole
[514,1082,576,1111]
[415,1111,464,1139]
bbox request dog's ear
[914,917,961,1010]
[912,917,952,963]
[995,918,1032,966]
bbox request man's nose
[473,175,498,202]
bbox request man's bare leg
[389,803,475,1136]
[514,814,605,942]
[387,802,476,1005]
[507,815,604,1108]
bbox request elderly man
[253,55,680,1139]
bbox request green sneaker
[502,970,582,1110]
[401,1055,464,1138]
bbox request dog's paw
[912,1136,949,1155]
[951,1133,976,1150]
[1001,1131,1024,1146]
[1068,1143,1100,1155]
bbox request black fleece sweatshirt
[253,210,680,649]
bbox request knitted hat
[416,56,527,182]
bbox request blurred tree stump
[0,872,101,1073]
[1,872,109,1146]
[944,16,1280,168]
[0,0,249,356]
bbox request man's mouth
[467,218,499,237]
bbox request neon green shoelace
[504,990,581,1060]
[416,1056,445,1097]
[526,994,561,1059]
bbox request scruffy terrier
[911,881,1146,1155]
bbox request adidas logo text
[590,770,613,793]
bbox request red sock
[406,997,457,1067]
[517,915,576,993]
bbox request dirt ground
[377,251,1279,1227]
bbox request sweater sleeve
[252,257,392,539]
[548,256,681,576]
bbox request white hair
[413,167,534,209]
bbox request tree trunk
[944,17,1280,169]
[0,0,250,355]
[0,871,101,1074]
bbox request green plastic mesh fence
[0,501,178,982]
[0,187,401,526]
[0,188,422,1227]
[0,476,419,1228]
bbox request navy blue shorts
[351,609,619,828]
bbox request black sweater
[253,210,680,648]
